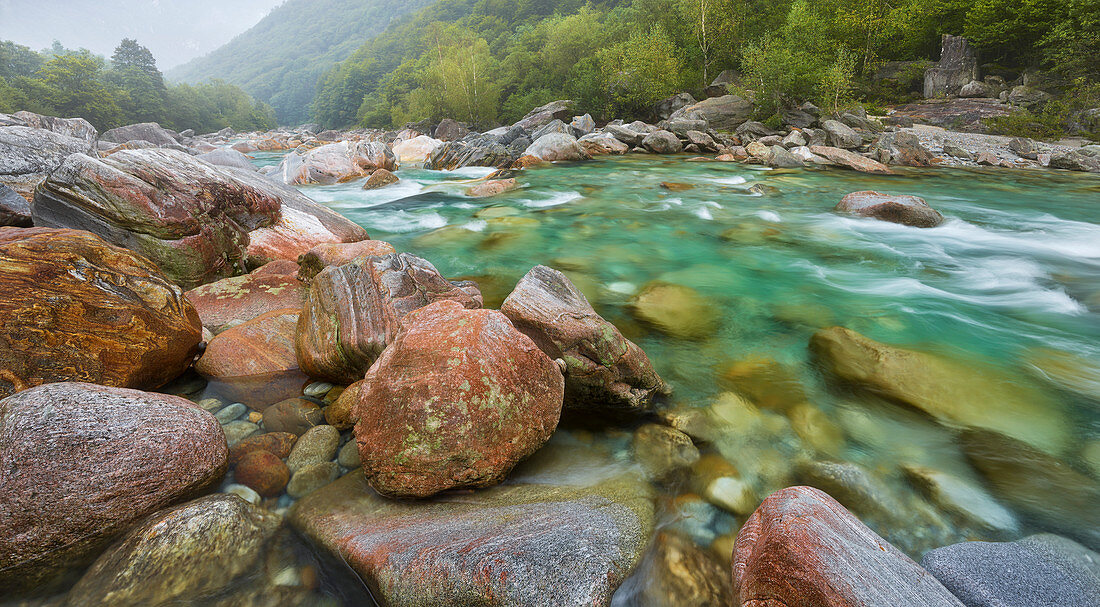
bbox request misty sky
[0,0,285,69]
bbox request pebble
[214,402,247,424]
[196,397,226,412]
[221,420,261,445]
[705,476,758,515]
[303,382,335,398]
[287,425,341,473]
[229,432,298,464]
[223,483,261,505]
[337,440,361,468]
[286,462,340,498]
[235,450,290,497]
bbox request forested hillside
[168,0,436,124]
[310,0,1099,131]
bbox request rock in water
[836,191,945,227]
[0,227,201,397]
[501,265,668,420]
[289,470,653,607]
[296,252,482,384]
[921,534,1100,607]
[810,326,1069,455]
[0,382,227,595]
[732,486,964,607]
[619,531,733,607]
[184,265,307,334]
[630,282,719,340]
[466,178,518,198]
[524,133,589,162]
[65,494,281,606]
[274,140,396,185]
[355,300,564,497]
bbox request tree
[36,51,124,127]
[598,25,682,116]
[108,39,167,124]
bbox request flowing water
[246,152,1100,603]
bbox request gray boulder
[781,102,820,129]
[198,148,258,172]
[100,122,180,147]
[433,118,469,142]
[570,114,596,136]
[870,131,934,166]
[524,133,589,162]
[1008,86,1052,109]
[704,70,738,97]
[836,190,944,227]
[924,35,979,98]
[515,100,575,131]
[669,95,754,131]
[0,110,97,142]
[532,119,573,141]
[822,120,862,149]
[0,125,97,200]
[654,92,697,120]
[641,130,683,154]
[1049,149,1100,173]
[426,134,516,170]
[959,80,991,98]
[605,124,648,146]
[0,184,32,227]
[735,121,778,141]
[767,145,805,168]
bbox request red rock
[228,432,298,464]
[195,309,308,410]
[235,450,290,497]
[836,191,944,228]
[732,486,964,607]
[296,252,482,384]
[0,227,201,398]
[250,259,300,277]
[185,269,307,334]
[355,300,564,498]
[512,154,546,169]
[810,146,895,174]
[0,382,227,595]
[362,168,399,190]
[296,240,397,282]
[466,178,518,198]
[325,379,363,430]
[263,398,324,436]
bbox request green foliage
[986,82,1100,140]
[597,25,683,116]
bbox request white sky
[0,0,285,69]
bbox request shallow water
[249,152,1100,602]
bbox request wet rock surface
[836,190,945,227]
[184,266,307,334]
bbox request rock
[274,141,396,185]
[736,121,778,141]
[228,432,298,465]
[685,130,718,151]
[0,183,32,226]
[338,439,361,468]
[196,309,308,410]
[835,191,944,227]
[198,148,258,172]
[632,424,700,482]
[287,424,340,473]
[943,142,973,160]
[570,113,596,136]
[921,534,1100,607]
[1007,85,1051,109]
[222,420,261,445]
[64,495,281,606]
[822,120,862,149]
[630,282,719,340]
[466,178,518,198]
[1,110,97,142]
[426,133,516,170]
[355,300,563,498]
[840,112,882,133]
[433,118,469,142]
[767,145,805,168]
[215,402,247,423]
[606,124,648,146]
[325,380,363,430]
[524,132,589,162]
[362,168,399,189]
[667,118,708,138]
[243,195,368,269]
[289,469,653,607]
[579,132,630,155]
[223,483,261,505]
[514,99,575,131]
[623,531,733,607]
[810,327,1070,454]
[184,268,307,334]
[0,125,96,200]
[745,141,769,160]
[732,486,964,607]
[235,449,290,497]
[669,95,754,131]
[642,130,683,154]
[902,465,1018,534]
[1049,149,1100,172]
[0,227,201,397]
[871,132,934,166]
[781,130,808,148]
[501,265,668,420]
[532,119,574,141]
[1008,137,1038,160]
[962,430,1100,549]
[654,93,698,120]
[392,135,443,166]
[296,252,482,384]
[787,403,846,457]
[924,35,979,98]
[810,146,895,174]
[286,461,340,498]
[781,102,820,129]
[262,398,324,436]
[100,122,179,146]
[705,70,738,97]
[0,382,227,595]
[296,239,396,282]
[1022,347,1100,401]
[959,80,991,98]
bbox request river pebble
[303,382,335,398]
[287,462,340,498]
[215,403,247,424]
[337,440,360,468]
[222,420,261,445]
[287,425,340,473]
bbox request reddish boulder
[356,300,564,498]
[466,178,518,198]
[732,486,964,607]
[185,268,307,334]
[0,227,201,398]
[362,168,399,189]
[296,252,482,384]
[250,259,300,277]
[836,191,944,228]
[195,308,308,409]
[296,239,397,282]
[234,450,290,497]
[0,382,227,595]
[501,265,668,421]
[228,432,298,465]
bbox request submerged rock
[0,227,201,397]
[234,450,290,497]
[466,178,518,198]
[501,265,668,420]
[732,486,964,607]
[620,531,733,607]
[290,469,653,607]
[630,282,719,340]
[0,383,227,595]
[810,326,1070,454]
[835,190,944,227]
[632,424,700,482]
[355,300,564,498]
[296,252,482,384]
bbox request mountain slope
[167,0,435,124]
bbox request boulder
[959,80,991,98]
[0,183,32,226]
[733,486,964,607]
[1049,149,1100,173]
[30,149,283,288]
[524,132,589,162]
[1007,85,1051,109]
[705,70,738,97]
[870,132,934,166]
[668,95,754,131]
[623,531,732,607]
[502,265,668,420]
[570,113,596,136]
[654,93,698,120]
[197,148,257,172]
[355,300,564,497]
[630,282,719,340]
[362,168,399,190]
[235,450,290,497]
[392,135,443,166]
[605,124,648,147]
[0,382,227,595]
[632,424,700,482]
[0,227,201,397]
[195,308,308,410]
[100,122,180,146]
[290,468,653,607]
[433,118,469,142]
[1,110,97,142]
[184,266,307,334]
[810,327,1070,454]
[296,252,483,384]
[781,102,820,129]
[924,35,980,98]
[274,140,396,185]
[532,119,574,141]
[767,145,805,168]
[822,119,862,149]
[835,191,944,227]
[921,534,1100,607]
[642,130,683,154]
[296,239,396,281]
[579,133,628,156]
[514,99,575,131]
[262,397,324,436]
[0,125,96,200]
[466,178,518,198]
[325,379,363,430]
[64,494,281,607]
[426,134,516,170]
[810,146,895,174]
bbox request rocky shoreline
[1,104,1099,607]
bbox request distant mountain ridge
[167,0,435,125]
